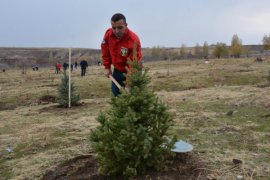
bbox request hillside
[0,47,101,68]
[0,45,267,69]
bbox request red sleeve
[101,30,112,69]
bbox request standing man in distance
[80,60,88,76]
[101,13,142,96]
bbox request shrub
[90,44,176,177]
[57,71,80,107]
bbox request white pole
[68,48,71,108]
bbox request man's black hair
[111,13,126,23]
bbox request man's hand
[104,68,112,78]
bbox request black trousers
[81,67,86,76]
[112,69,126,96]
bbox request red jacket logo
[120,47,128,56]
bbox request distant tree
[242,46,251,57]
[57,71,80,107]
[151,46,169,60]
[160,47,168,60]
[262,34,270,50]
[49,51,54,64]
[194,43,202,58]
[179,44,187,59]
[230,34,242,58]
[213,42,229,58]
[151,46,161,57]
[202,41,209,58]
[167,50,178,60]
[187,51,194,59]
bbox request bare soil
[42,153,208,180]
[39,95,57,104]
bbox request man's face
[111,19,127,39]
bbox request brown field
[0,58,270,179]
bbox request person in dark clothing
[70,63,73,72]
[80,60,88,76]
[74,61,78,69]
[63,62,69,72]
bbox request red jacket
[56,63,61,69]
[101,28,142,73]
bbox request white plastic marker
[171,140,193,153]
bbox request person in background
[101,13,142,96]
[80,60,88,76]
[98,60,102,66]
[63,62,68,72]
[56,62,61,74]
[71,63,73,72]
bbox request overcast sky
[0,0,270,49]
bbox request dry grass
[0,58,270,179]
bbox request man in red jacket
[101,13,142,96]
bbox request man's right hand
[104,68,112,78]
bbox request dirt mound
[42,153,207,180]
[39,95,57,104]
